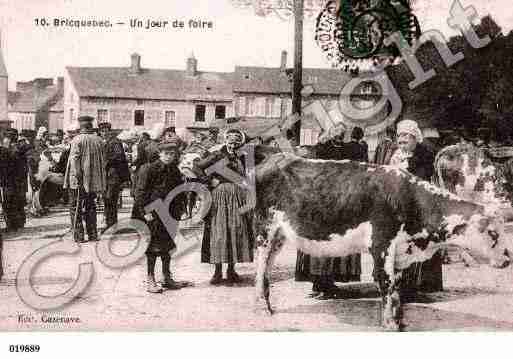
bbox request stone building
[62,50,403,154]
[0,44,10,128]
[8,77,64,132]
[64,53,233,138]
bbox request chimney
[186,52,197,76]
[34,78,53,88]
[130,53,141,74]
[16,81,33,92]
[280,50,287,71]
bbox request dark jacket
[315,141,346,161]
[104,136,130,185]
[5,143,31,193]
[133,160,186,253]
[407,143,435,181]
[133,160,186,220]
[343,140,369,162]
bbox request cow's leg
[370,223,403,331]
[371,247,403,330]
[255,227,287,315]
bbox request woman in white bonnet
[390,119,442,295]
[390,119,434,181]
[195,129,254,285]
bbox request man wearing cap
[163,126,187,152]
[64,116,106,243]
[1,128,30,232]
[99,122,130,229]
[134,139,190,293]
[390,119,442,295]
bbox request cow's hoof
[383,319,402,332]
[254,298,274,316]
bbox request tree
[386,15,507,133]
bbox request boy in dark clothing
[133,140,191,293]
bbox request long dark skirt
[201,183,254,264]
[295,251,361,283]
[402,252,443,293]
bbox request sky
[0,0,511,90]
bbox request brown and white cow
[253,148,511,331]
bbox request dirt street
[1,197,513,332]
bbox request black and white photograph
[0,0,513,355]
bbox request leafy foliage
[386,15,512,139]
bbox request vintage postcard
[0,0,512,345]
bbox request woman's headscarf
[223,129,246,146]
[396,119,423,143]
[36,126,48,140]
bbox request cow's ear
[452,223,468,235]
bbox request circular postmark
[315,0,421,66]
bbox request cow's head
[443,213,511,268]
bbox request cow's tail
[292,222,373,258]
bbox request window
[69,109,74,122]
[134,110,145,126]
[195,105,206,122]
[245,97,253,116]
[136,99,144,106]
[215,105,226,119]
[97,109,108,123]
[165,110,176,126]
[265,98,273,117]
[238,97,246,116]
[273,98,282,117]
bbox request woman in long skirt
[195,129,254,285]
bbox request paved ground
[1,195,513,332]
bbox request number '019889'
[9,345,41,353]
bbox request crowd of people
[0,115,504,296]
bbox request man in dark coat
[133,140,190,293]
[2,129,30,232]
[343,126,369,162]
[389,119,441,295]
[0,141,11,279]
[99,122,130,229]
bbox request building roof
[210,117,283,139]
[8,85,63,113]
[233,66,352,95]
[0,47,7,77]
[67,67,234,101]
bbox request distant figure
[29,126,52,192]
[99,122,130,229]
[64,116,106,243]
[343,126,368,162]
[374,125,397,165]
[163,126,187,152]
[1,128,30,232]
